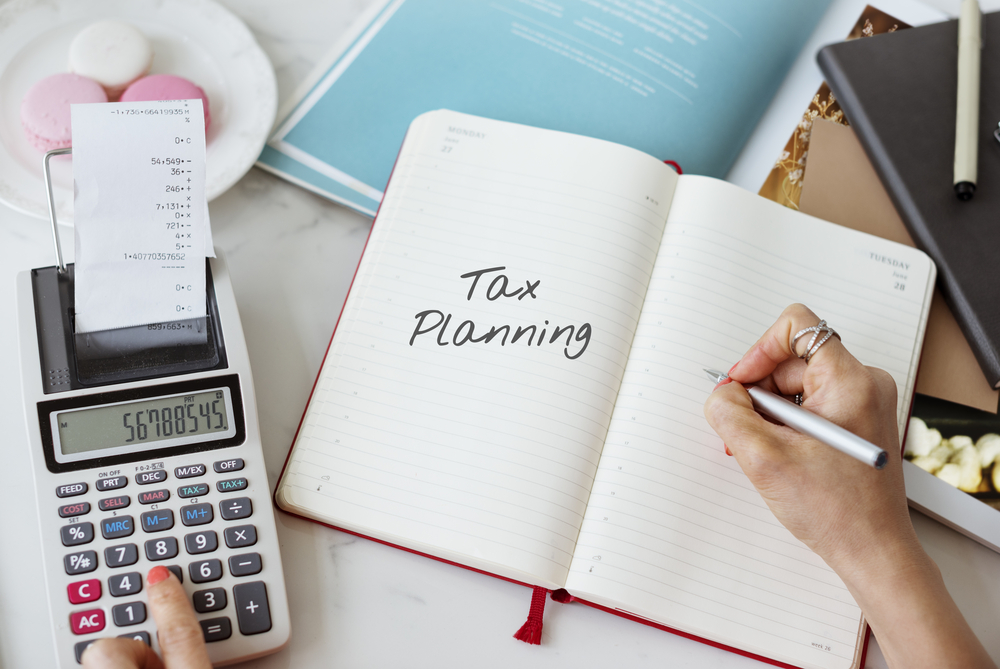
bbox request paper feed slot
[31,260,227,394]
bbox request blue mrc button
[181,503,214,527]
[101,515,134,539]
[140,509,174,533]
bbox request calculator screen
[54,388,236,458]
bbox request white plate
[0,0,276,224]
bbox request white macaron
[69,20,153,100]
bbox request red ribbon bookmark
[513,586,549,645]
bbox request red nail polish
[728,362,739,376]
[713,378,733,391]
[147,565,171,585]
[724,444,733,456]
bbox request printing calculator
[15,154,290,666]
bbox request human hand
[702,303,917,580]
[82,566,211,669]
[704,304,996,669]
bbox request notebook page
[566,176,934,669]
[277,111,679,587]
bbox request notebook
[274,110,936,669]
[817,12,1000,388]
[256,0,832,215]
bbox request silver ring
[792,319,841,363]
[794,393,803,406]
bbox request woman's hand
[704,303,994,669]
[82,566,211,669]
[704,303,911,577]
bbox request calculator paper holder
[32,261,228,393]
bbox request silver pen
[704,368,887,470]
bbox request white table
[2,1,999,667]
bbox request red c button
[68,579,101,604]
[70,609,105,635]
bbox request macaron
[120,74,211,130]
[20,73,108,152]
[69,20,153,100]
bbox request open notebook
[275,110,935,669]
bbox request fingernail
[147,565,171,585]
[713,377,733,391]
[724,444,733,456]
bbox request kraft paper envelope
[799,118,998,413]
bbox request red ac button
[68,579,102,604]
[70,608,105,635]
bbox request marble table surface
[2,0,999,667]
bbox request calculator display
[55,388,235,457]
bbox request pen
[704,368,888,470]
[954,0,981,200]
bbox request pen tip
[704,368,727,383]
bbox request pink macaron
[20,73,108,152]
[120,74,210,130]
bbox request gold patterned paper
[758,6,910,208]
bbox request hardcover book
[275,110,936,669]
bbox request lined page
[566,176,934,668]
[277,111,679,587]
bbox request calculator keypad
[104,544,138,568]
[56,458,278,662]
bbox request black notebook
[817,12,1000,388]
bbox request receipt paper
[72,99,214,334]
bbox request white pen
[704,368,888,469]
[954,0,981,200]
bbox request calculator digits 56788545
[16,253,290,666]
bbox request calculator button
[118,631,151,645]
[96,476,127,491]
[104,543,138,568]
[184,530,218,555]
[100,516,134,540]
[138,489,170,505]
[65,550,99,575]
[74,639,98,663]
[175,464,206,478]
[177,483,209,498]
[199,616,232,642]
[67,579,101,604]
[166,565,183,583]
[70,608,105,634]
[233,581,272,635]
[223,524,257,549]
[112,601,146,627]
[61,522,94,546]
[57,482,88,498]
[140,509,174,532]
[144,537,179,561]
[216,477,248,493]
[136,470,167,485]
[108,571,143,597]
[98,495,131,512]
[189,559,223,583]
[180,503,213,526]
[228,552,262,577]
[59,502,90,518]
[193,587,227,613]
[213,458,244,473]
[219,497,252,520]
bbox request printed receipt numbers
[71,99,214,334]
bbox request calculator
[15,250,291,666]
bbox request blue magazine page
[258,0,831,216]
